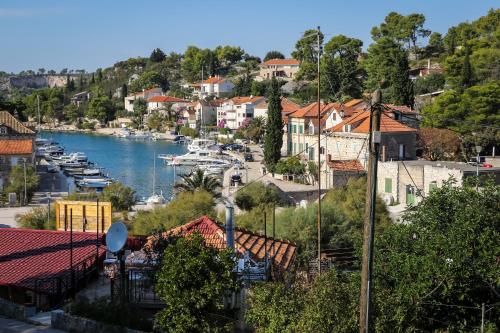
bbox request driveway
[0,316,66,333]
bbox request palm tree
[173,169,222,198]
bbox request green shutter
[429,182,438,193]
[384,178,392,193]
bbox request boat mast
[37,94,41,135]
[152,151,156,195]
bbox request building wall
[258,65,299,81]
[380,132,417,161]
[217,103,255,130]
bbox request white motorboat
[187,138,217,152]
[159,150,231,166]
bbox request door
[399,144,406,160]
[406,185,415,206]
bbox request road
[0,316,65,333]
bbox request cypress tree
[391,48,414,107]
[263,78,283,169]
[90,73,95,84]
[461,44,474,88]
[121,84,128,98]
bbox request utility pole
[359,89,382,333]
[23,158,27,206]
[37,94,41,134]
[481,302,485,333]
[316,26,322,274]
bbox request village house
[182,99,223,130]
[0,111,36,189]
[253,97,300,119]
[217,96,265,130]
[146,96,189,114]
[257,58,300,81]
[283,102,353,160]
[377,160,500,210]
[193,76,234,99]
[321,110,417,188]
[70,91,91,107]
[409,59,444,80]
[124,87,162,112]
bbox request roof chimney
[225,203,235,250]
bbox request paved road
[0,316,66,333]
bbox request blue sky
[1,0,497,73]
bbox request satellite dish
[106,222,128,253]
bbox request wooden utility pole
[359,90,382,333]
[316,26,322,275]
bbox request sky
[1,0,498,73]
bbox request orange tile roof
[344,99,365,108]
[289,102,339,119]
[0,139,33,155]
[202,76,225,84]
[262,58,300,66]
[254,97,300,114]
[156,216,297,271]
[147,96,187,103]
[229,96,265,105]
[327,159,365,172]
[0,111,35,134]
[329,111,416,133]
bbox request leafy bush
[101,182,136,211]
[274,156,305,175]
[154,233,238,332]
[131,190,216,236]
[16,206,56,230]
[234,182,281,211]
[3,164,39,204]
[179,126,197,138]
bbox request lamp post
[475,145,482,191]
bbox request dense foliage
[16,206,56,230]
[101,182,136,211]
[3,164,39,204]
[173,169,222,198]
[155,233,238,332]
[234,182,281,211]
[131,190,216,235]
[246,180,500,332]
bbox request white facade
[198,77,234,99]
[217,97,265,130]
[124,88,162,112]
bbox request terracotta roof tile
[0,139,33,155]
[229,96,265,105]
[0,229,105,292]
[156,216,297,271]
[202,76,225,84]
[0,111,35,134]
[147,96,187,103]
[327,159,365,172]
[254,97,301,114]
[329,111,416,133]
[262,58,300,66]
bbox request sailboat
[146,151,166,206]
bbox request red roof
[202,76,225,84]
[154,216,297,271]
[0,139,33,155]
[254,97,300,115]
[329,111,416,134]
[262,58,300,66]
[327,159,365,172]
[147,96,187,103]
[0,229,105,292]
[229,96,265,105]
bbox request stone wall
[51,310,145,333]
[0,298,36,321]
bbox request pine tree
[264,78,283,169]
[79,74,84,88]
[90,73,95,84]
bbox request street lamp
[475,145,482,191]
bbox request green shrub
[3,164,39,204]
[16,206,56,230]
[179,126,197,138]
[234,182,281,211]
[101,182,136,211]
[274,156,305,175]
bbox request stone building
[377,160,500,209]
[0,111,36,189]
[257,58,300,81]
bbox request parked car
[231,174,242,186]
[244,153,254,162]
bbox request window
[429,181,438,193]
[384,178,392,193]
[398,144,406,160]
[292,125,297,133]
[320,146,325,155]
[0,126,7,135]
[288,141,292,153]
[308,147,315,160]
[299,143,303,153]
[332,113,336,120]
[299,125,303,134]
[309,123,314,135]
[305,143,309,152]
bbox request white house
[124,87,162,112]
[146,96,188,113]
[195,76,234,99]
[217,96,265,130]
